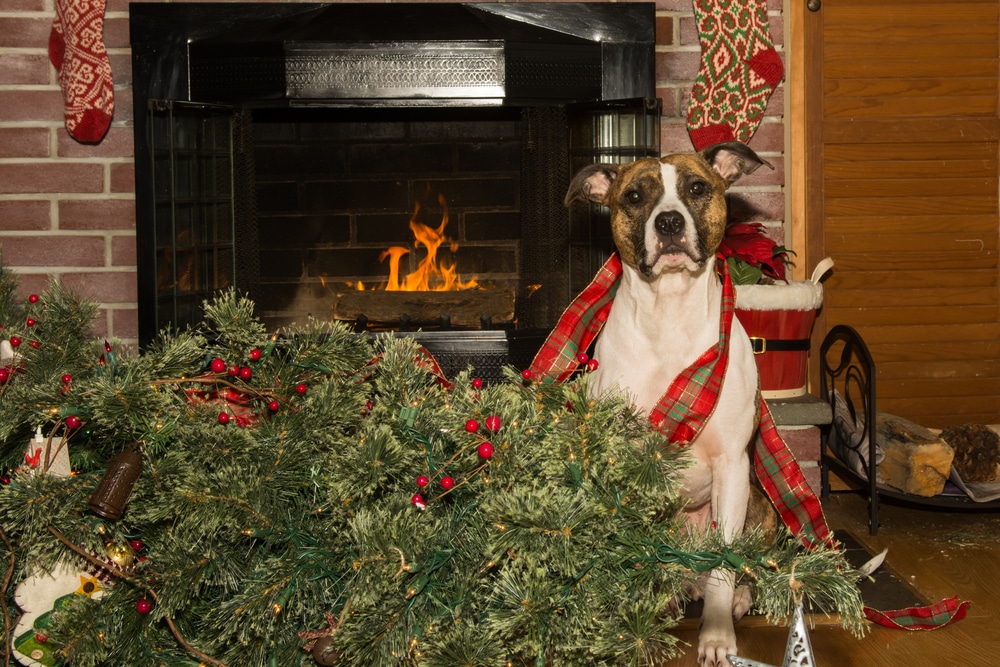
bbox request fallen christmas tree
[0,263,865,667]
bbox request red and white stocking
[685,0,784,151]
[49,0,115,143]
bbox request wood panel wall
[816,0,1000,427]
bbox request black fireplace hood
[156,3,655,107]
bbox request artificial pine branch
[0,262,866,667]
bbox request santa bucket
[734,260,831,399]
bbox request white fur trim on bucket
[735,281,824,311]
[734,257,832,311]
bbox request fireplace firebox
[131,3,659,378]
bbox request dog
[564,141,772,667]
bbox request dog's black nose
[654,211,685,237]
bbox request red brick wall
[0,0,785,347]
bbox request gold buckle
[750,337,766,355]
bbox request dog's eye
[625,190,642,204]
[689,181,707,196]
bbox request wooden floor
[669,489,1000,666]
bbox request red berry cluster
[411,404,499,510]
[0,293,43,384]
[204,347,293,428]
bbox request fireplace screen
[133,2,659,365]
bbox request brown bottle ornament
[89,441,143,520]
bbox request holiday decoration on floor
[727,598,815,667]
[48,0,115,142]
[0,262,868,666]
[686,0,784,150]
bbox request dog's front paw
[697,623,737,667]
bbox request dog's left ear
[701,141,774,184]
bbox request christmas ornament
[311,635,341,666]
[129,539,144,552]
[240,367,252,380]
[1,339,14,363]
[135,598,153,615]
[49,0,115,142]
[471,377,483,389]
[521,369,533,380]
[484,415,502,433]
[586,359,599,372]
[727,600,815,667]
[411,493,426,510]
[250,347,262,360]
[23,427,70,477]
[0,368,9,383]
[228,365,240,376]
[26,318,36,327]
[416,475,429,488]
[11,555,107,667]
[28,293,39,303]
[440,476,454,490]
[464,419,479,433]
[61,373,72,384]
[297,383,308,394]
[576,352,589,363]
[64,415,81,430]
[10,335,22,347]
[268,400,280,412]
[88,440,143,521]
[210,357,226,373]
[105,542,135,568]
[685,0,784,150]
[218,412,230,425]
[477,442,494,460]
[299,610,343,666]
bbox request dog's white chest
[588,269,722,413]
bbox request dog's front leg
[697,447,751,667]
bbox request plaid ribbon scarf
[529,253,968,629]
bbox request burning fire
[362,194,478,292]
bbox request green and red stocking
[686,0,784,150]
[49,0,115,143]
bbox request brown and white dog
[564,142,771,667]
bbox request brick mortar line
[0,195,134,201]
[0,158,134,164]
[6,266,138,274]
[0,231,136,236]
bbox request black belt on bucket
[748,337,811,355]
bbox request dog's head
[564,142,772,278]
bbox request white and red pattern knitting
[49,0,115,143]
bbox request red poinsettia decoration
[717,222,792,285]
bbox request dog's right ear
[564,164,619,207]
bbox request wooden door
[799,0,1000,427]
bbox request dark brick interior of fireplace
[251,106,525,331]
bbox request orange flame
[380,194,478,292]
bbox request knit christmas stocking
[48,0,115,143]
[685,0,784,151]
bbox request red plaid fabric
[647,262,734,444]
[529,253,621,382]
[864,596,969,630]
[528,253,968,630]
[755,400,832,548]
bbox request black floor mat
[834,529,925,610]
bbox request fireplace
[130,3,659,376]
